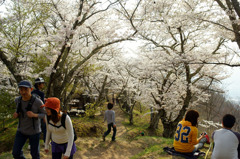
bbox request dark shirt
[15,97,45,135]
[31,89,45,103]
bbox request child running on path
[103,103,117,142]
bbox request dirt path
[24,106,145,159]
[71,107,144,159]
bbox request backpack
[47,113,77,141]
[31,90,44,103]
[32,93,41,100]
[16,95,37,129]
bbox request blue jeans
[104,123,116,141]
[193,137,207,152]
[12,131,40,159]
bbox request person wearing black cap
[32,77,45,102]
[12,80,46,159]
[31,77,46,144]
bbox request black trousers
[103,123,116,141]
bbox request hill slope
[0,106,211,159]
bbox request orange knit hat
[41,97,60,113]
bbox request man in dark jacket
[32,77,46,143]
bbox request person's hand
[27,111,38,118]
[13,112,18,118]
[200,132,205,139]
[44,149,49,153]
[63,155,69,159]
[113,124,116,128]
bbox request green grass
[130,144,163,159]
[0,119,18,154]
[120,110,212,159]
[0,151,13,159]
[129,136,211,159]
[0,108,213,159]
[121,110,165,141]
[0,118,17,131]
[130,136,174,159]
[120,110,175,159]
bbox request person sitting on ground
[211,114,240,159]
[102,102,117,142]
[173,110,206,154]
[43,97,76,159]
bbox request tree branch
[231,0,240,18]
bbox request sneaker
[102,135,105,141]
[111,138,116,142]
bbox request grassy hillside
[0,106,212,159]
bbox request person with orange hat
[42,97,76,159]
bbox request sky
[222,67,240,102]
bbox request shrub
[0,90,15,129]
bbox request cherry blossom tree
[189,0,240,67]
[1,0,239,137]
[34,0,135,103]
[80,48,141,123]
[0,0,135,107]
[0,0,50,83]
[211,0,240,49]
[117,0,234,137]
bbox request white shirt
[104,110,115,125]
[212,128,240,159]
[45,112,74,157]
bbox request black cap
[18,80,32,88]
[35,77,45,84]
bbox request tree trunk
[51,72,64,98]
[63,78,80,110]
[129,101,136,125]
[129,113,133,125]
[149,111,161,129]
[162,121,178,138]
[0,50,23,83]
